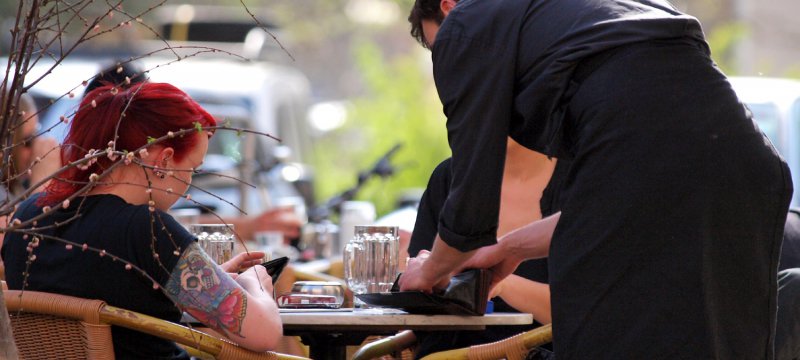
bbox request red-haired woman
[1,82,282,358]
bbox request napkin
[356,268,492,315]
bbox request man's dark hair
[408,0,446,49]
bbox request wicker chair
[422,324,553,360]
[352,324,553,360]
[351,330,417,360]
[3,289,309,360]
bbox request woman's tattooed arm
[165,242,247,337]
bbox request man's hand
[397,250,451,293]
[220,251,266,273]
[398,237,476,292]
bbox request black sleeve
[409,159,453,257]
[126,207,196,285]
[432,17,515,252]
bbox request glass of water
[360,226,399,294]
[344,233,366,307]
[190,224,235,264]
[344,225,399,308]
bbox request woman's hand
[220,251,266,273]
[237,265,274,296]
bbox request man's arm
[499,212,559,259]
[402,12,518,291]
[462,213,560,288]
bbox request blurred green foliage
[706,22,748,76]
[785,67,800,80]
[309,41,450,217]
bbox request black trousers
[550,41,793,359]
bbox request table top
[280,309,532,332]
[184,309,532,332]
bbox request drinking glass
[360,226,399,294]
[344,225,399,308]
[344,234,367,308]
[190,224,235,264]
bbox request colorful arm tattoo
[165,242,247,338]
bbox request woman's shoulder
[126,204,193,241]
[80,194,194,245]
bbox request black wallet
[241,256,289,282]
[356,268,492,315]
[262,256,289,281]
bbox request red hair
[39,82,216,205]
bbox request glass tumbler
[359,226,399,293]
[344,225,399,308]
[344,233,367,307]
[190,224,235,264]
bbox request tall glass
[361,226,399,293]
[190,224,235,264]
[344,231,366,307]
[344,225,399,308]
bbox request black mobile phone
[261,256,289,281]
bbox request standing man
[398,0,793,358]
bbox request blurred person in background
[408,138,562,359]
[399,0,792,358]
[0,87,62,278]
[85,62,302,243]
[776,210,800,359]
[2,91,61,195]
[2,82,282,357]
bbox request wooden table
[280,308,532,360]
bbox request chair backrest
[4,290,310,360]
[352,324,553,360]
[352,330,417,360]
[4,289,114,360]
[422,324,554,360]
